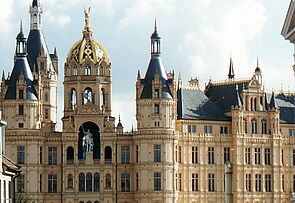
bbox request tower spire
[30,0,42,30]
[255,56,261,72]
[150,19,161,57]
[154,18,157,33]
[228,54,235,79]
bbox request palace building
[0,0,295,203]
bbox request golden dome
[66,7,110,65]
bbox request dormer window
[154,89,159,98]
[85,65,91,75]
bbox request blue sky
[0,0,294,131]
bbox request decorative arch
[71,88,77,109]
[85,64,91,75]
[78,122,100,160]
[79,173,85,192]
[94,173,100,192]
[86,173,92,192]
[261,119,267,134]
[251,119,257,134]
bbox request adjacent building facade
[0,0,295,203]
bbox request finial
[119,114,121,123]
[154,18,157,32]
[228,54,235,79]
[83,7,93,37]
[256,56,259,67]
[20,19,23,34]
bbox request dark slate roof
[27,29,50,72]
[205,80,249,112]
[32,0,39,7]
[5,57,38,100]
[266,93,295,124]
[140,56,173,99]
[177,87,229,121]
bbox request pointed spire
[54,47,58,57]
[255,56,261,72]
[269,92,277,110]
[2,71,5,81]
[137,70,141,81]
[32,0,40,7]
[154,18,157,33]
[20,19,23,34]
[117,114,123,128]
[232,84,242,108]
[178,69,183,88]
[228,54,235,79]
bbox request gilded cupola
[66,7,109,67]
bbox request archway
[78,122,100,160]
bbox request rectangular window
[246,174,251,191]
[188,125,196,133]
[121,145,130,164]
[48,174,57,193]
[40,174,42,192]
[264,148,271,165]
[19,105,24,115]
[19,90,24,99]
[192,173,198,191]
[293,149,295,166]
[154,104,160,114]
[245,148,251,164]
[136,145,139,163]
[281,149,284,165]
[254,148,261,165]
[204,126,213,133]
[17,175,25,193]
[17,146,25,164]
[45,109,49,119]
[282,174,285,191]
[208,147,214,164]
[136,173,139,191]
[178,146,182,163]
[48,147,57,165]
[154,144,161,162]
[289,129,295,136]
[121,172,130,192]
[179,173,182,191]
[192,147,198,164]
[220,126,228,134]
[18,123,24,128]
[265,174,271,192]
[154,172,161,191]
[154,89,159,98]
[255,174,261,192]
[40,147,42,164]
[208,174,215,192]
[293,175,295,192]
[224,147,230,163]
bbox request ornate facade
[0,0,295,203]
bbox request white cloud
[45,11,71,26]
[0,1,13,36]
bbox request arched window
[254,98,257,111]
[86,173,92,192]
[99,66,103,75]
[261,119,267,134]
[106,174,111,189]
[94,173,100,192]
[85,64,91,75]
[100,88,106,107]
[243,119,248,134]
[79,173,85,192]
[71,89,77,109]
[73,66,78,76]
[83,88,93,104]
[251,119,257,134]
[67,147,74,161]
[79,201,84,203]
[33,14,37,25]
[67,174,73,189]
[87,201,92,203]
[105,146,112,163]
[94,201,99,203]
